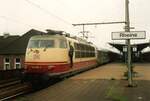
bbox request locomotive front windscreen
[28,40,55,48]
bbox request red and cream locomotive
[24,30,109,80]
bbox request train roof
[30,34,95,47]
[30,34,66,40]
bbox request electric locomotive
[24,32,98,79]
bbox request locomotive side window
[28,40,54,48]
[74,43,95,58]
[74,43,80,58]
[59,40,67,48]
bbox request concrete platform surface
[70,63,127,80]
[14,63,150,101]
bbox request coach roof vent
[46,29,64,35]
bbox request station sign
[111,31,146,40]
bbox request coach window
[83,45,86,57]
[93,48,96,57]
[85,45,88,57]
[59,40,67,48]
[87,46,91,57]
[4,58,10,70]
[15,58,21,69]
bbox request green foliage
[106,84,128,101]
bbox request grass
[106,82,128,101]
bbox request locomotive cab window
[28,40,55,48]
[40,40,54,48]
[28,40,39,48]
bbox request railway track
[0,78,32,101]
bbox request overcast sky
[0,0,150,50]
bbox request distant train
[24,32,110,81]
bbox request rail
[0,78,32,101]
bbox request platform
[15,63,150,101]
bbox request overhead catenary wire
[24,0,72,26]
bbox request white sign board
[112,31,146,40]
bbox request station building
[0,29,45,70]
